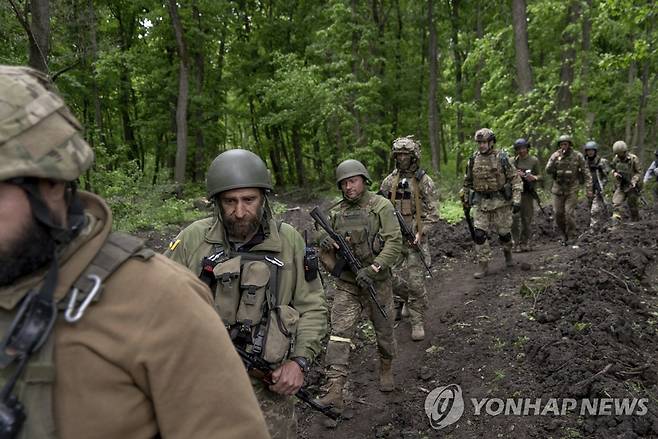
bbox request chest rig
[553,151,584,184]
[333,197,383,268]
[0,233,152,439]
[199,235,298,365]
[469,151,510,194]
[388,170,424,235]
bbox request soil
[139,197,658,439]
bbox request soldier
[0,66,270,438]
[545,134,593,244]
[316,159,402,412]
[642,149,658,206]
[461,128,522,279]
[166,149,327,439]
[610,140,643,225]
[583,140,610,229]
[511,138,542,252]
[380,135,437,341]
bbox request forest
[1,0,656,196]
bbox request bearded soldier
[610,140,643,225]
[380,136,437,341]
[0,66,269,438]
[316,160,402,413]
[462,128,522,278]
[511,138,542,252]
[583,140,610,229]
[545,134,593,244]
[166,149,327,438]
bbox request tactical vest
[388,169,425,235]
[613,156,634,183]
[0,232,153,439]
[553,152,584,184]
[468,151,511,194]
[333,197,384,268]
[199,233,298,366]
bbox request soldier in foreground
[462,128,522,278]
[610,140,643,225]
[0,66,269,438]
[380,136,437,341]
[316,160,401,413]
[166,149,327,438]
[583,140,610,230]
[511,138,542,252]
[545,134,592,244]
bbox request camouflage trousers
[473,204,513,263]
[612,188,640,223]
[251,379,296,439]
[552,192,578,238]
[588,193,608,229]
[511,192,534,245]
[324,278,396,379]
[391,242,430,325]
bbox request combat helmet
[392,136,421,160]
[584,141,598,151]
[513,138,530,150]
[556,134,573,147]
[612,141,628,155]
[335,159,371,189]
[206,149,273,198]
[474,128,496,143]
[0,66,94,182]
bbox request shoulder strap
[415,168,426,180]
[389,173,401,203]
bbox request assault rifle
[234,345,341,420]
[392,209,432,277]
[310,207,388,319]
[591,167,610,214]
[615,172,649,207]
[520,170,549,217]
[461,191,477,242]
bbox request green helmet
[584,140,598,151]
[392,135,421,160]
[556,134,573,146]
[335,159,370,189]
[612,140,628,154]
[206,149,272,198]
[474,128,496,143]
[0,65,93,182]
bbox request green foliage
[439,199,464,224]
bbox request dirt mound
[518,219,658,437]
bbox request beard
[0,217,55,287]
[222,204,264,242]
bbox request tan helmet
[612,140,628,154]
[0,65,93,182]
[556,134,573,147]
[335,159,370,189]
[392,135,421,160]
[474,128,496,143]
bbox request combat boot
[504,248,513,267]
[400,303,410,318]
[411,324,425,341]
[316,376,345,411]
[379,359,395,392]
[473,261,488,279]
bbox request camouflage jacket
[611,153,642,190]
[380,168,439,233]
[463,149,522,211]
[586,155,610,193]
[545,148,592,195]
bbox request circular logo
[424,384,465,430]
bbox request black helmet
[513,138,530,150]
[584,141,598,151]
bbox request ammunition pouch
[261,305,299,364]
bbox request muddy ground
[142,196,658,439]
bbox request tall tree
[427,0,440,173]
[511,0,533,94]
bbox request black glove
[355,266,376,289]
[512,203,521,214]
[319,236,337,251]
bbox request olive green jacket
[545,148,592,195]
[166,213,328,362]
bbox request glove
[512,203,521,214]
[355,266,376,289]
[319,236,337,251]
[459,188,470,208]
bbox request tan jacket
[0,192,270,439]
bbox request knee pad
[499,233,512,243]
[473,228,487,245]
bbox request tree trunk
[625,61,637,145]
[416,20,427,135]
[427,0,440,173]
[556,1,579,111]
[581,0,594,132]
[191,2,206,182]
[86,0,106,148]
[635,59,649,161]
[29,0,49,72]
[168,0,190,186]
[511,0,533,94]
[350,0,363,146]
[392,0,402,136]
[450,0,465,174]
[474,0,483,121]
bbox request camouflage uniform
[512,153,542,250]
[643,153,658,206]
[380,136,438,338]
[586,154,610,229]
[463,129,522,277]
[610,143,643,224]
[545,138,592,242]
